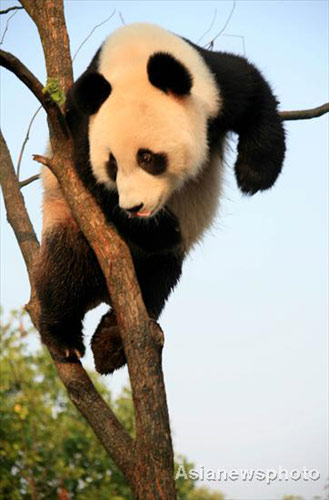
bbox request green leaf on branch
[42,77,65,106]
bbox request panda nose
[125,203,144,214]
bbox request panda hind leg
[35,223,106,361]
[91,251,182,374]
[91,310,125,374]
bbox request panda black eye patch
[106,153,118,182]
[137,148,167,175]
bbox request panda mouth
[128,210,152,219]
[126,197,165,219]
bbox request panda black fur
[35,23,285,373]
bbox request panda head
[70,24,220,218]
[69,23,286,216]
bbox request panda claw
[45,342,84,362]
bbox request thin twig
[32,154,48,166]
[17,105,42,179]
[0,9,19,44]
[72,10,116,62]
[279,102,329,121]
[19,174,40,189]
[197,8,217,44]
[0,5,23,15]
[118,11,125,25]
[204,0,236,49]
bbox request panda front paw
[91,311,126,375]
[235,134,284,195]
[235,161,266,195]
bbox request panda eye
[106,153,118,182]
[137,148,168,176]
[137,149,153,165]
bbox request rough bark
[19,0,73,94]
[0,131,38,282]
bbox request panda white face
[89,85,210,217]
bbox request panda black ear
[72,72,112,115]
[147,52,193,96]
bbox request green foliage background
[0,311,224,500]
[1,311,319,499]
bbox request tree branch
[0,130,136,483]
[19,0,73,95]
[19,174,40,188]
[0,130,39,280]
[0,6,24,15]
[0,49,68,138]
[279,102,329,121]
[0,49,43,101]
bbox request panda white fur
[36,23,285,373]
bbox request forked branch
[0,130,136,482]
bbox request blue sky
[1,1,328,499]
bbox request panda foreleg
[34,222,106,360]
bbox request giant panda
[35,23,285,374]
